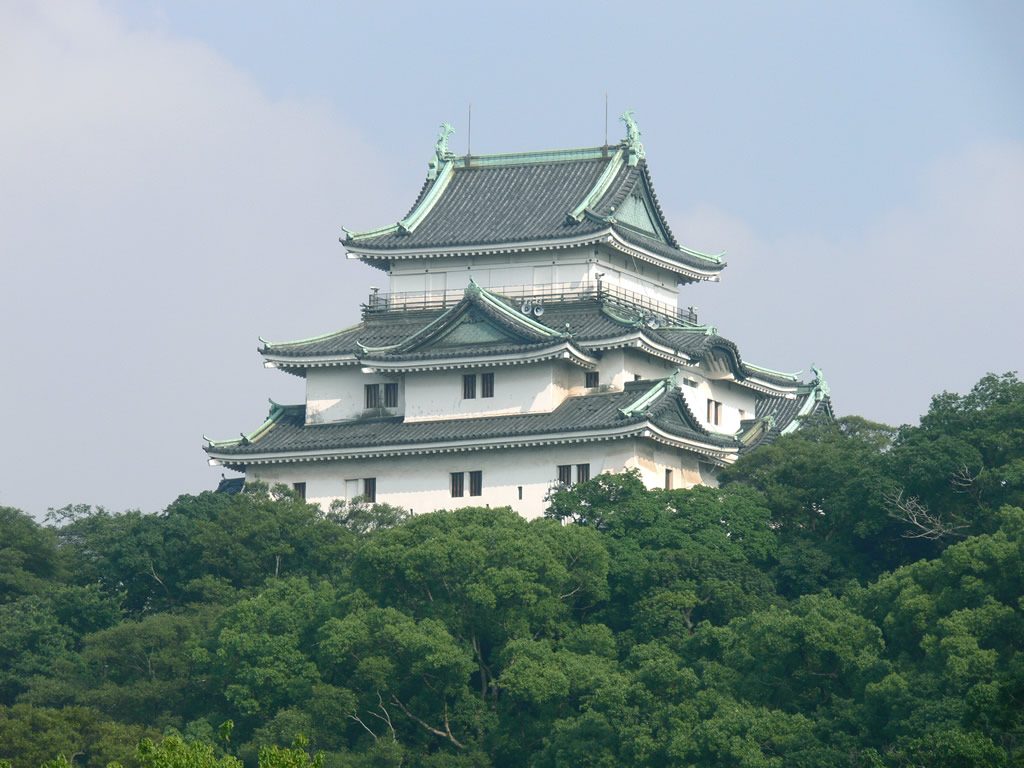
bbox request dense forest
[1,373,1021,767]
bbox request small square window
[365,384,380,409]
[363,478,376,503]
[450,472,465,497]
[384,382,398,408]
[292,482,306,500]
[585,372,599,388]
[463,374,476,399]
[557,464,572,485]
[481,372,494,398]
[576,464,590,483]
[469,470,482,496]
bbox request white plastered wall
[305,368,403,424]
[245,436,716,520]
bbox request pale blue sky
[2,0,1021,516]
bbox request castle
[205,113,831,518]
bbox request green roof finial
[811,364,831,397]
[619,110,645,166]
[428,122,456,180]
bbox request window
[481,372,494,398]
[450,472,465,497]
[576,464,590,483]
[585,371,600,388]
[557,464,573,485]
[634,374,642,382]
[463,374,476,399]
[384,382,398,408]
[707,399,722,425]
[365,384,380,408]
[469,470,482,496]
[684,378,698,388]
[518,486,523,500]
[665,469,673,490]
[363,477,376,503]
[292,482,306,500]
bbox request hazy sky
[2,0,1022,518]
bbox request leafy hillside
[1,374,1021,767]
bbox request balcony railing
[362,281,700,326]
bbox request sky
[2,0,1022,518]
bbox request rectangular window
[557,464,572,485]
[292,482,306,500]
[363,477,376,503]
[684,378,698,388]
[576,464,590,483]
[707,399,722,425]
[585,372,599,388]
[469,470,482,496]
[481,372,494,398]
[518,486,523,500]
[384,382,398,408]
[463,374,476,399]
[365,383,380,409]
[665,469,674,490]
[450,472,465,497]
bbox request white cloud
[674,141,1024,427]
[0,1,392,515]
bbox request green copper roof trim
[205,400,291,447]
[745,362,803,381]
[780,366,830,435]
[676,244,725,264]
[598,304,712,333]
[260,322,363,350]
[399,158,455,234]
[567,147,625,223]
[458,145,611,167]
[357,303,460,353]
[475,281,564,338]
[619,370,680,417]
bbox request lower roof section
[205,373,832,473]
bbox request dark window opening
[450,472,465,497]
[585,372,599,388]
[293,482,306,500]
[634,374,642,382]
[469,470,482,496]
[363,478,376,503]
[665,469,673,490]
[707,399,722,425]
[365,384,380,409]
[557,464,572,485]
[463,374,476,399]
[576,464,590,483]
[481,372,494,398]
[384,382,398,408]
[518,486,523,500]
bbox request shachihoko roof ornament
[620,110,645,165]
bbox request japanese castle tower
[205,113,831,518]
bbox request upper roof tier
[341,113,726,281]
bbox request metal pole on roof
[467,103,472,156]
[604,92,608,146]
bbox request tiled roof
[261,292,800,388]
[206,381,737,466]
[342,149,721,274]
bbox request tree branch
[885,490,969,540]
[390,694,464,748]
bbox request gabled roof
[205,375,740,470]
[341,114,725,281]
[260,284,803,393]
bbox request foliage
[2,374,1021,766]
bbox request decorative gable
[614,192,665,242]
[428,311,520,348]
